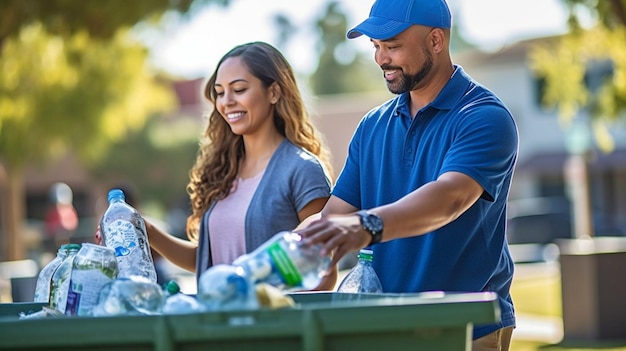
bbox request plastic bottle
[100,188,157,283]
[92,276,164,317]
[336,249,383,297]
[233,231,331,291]
[162,280,202,314]
[48,243,82,312]
[33,244,70,302]
[65,243,119,316]
[197,264,258,311]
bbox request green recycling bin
[0,291,499,351]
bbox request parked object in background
[43,182,78,254]
[336,249,383,298]
[33,244,70,302]
[100,188,157,283]
[506,197,572,245]
[233,231,331,291]
[0,259,39,302]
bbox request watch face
[364,214,383,233]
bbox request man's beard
[382,50,433,94]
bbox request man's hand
[297,214,371,268]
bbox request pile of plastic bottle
[28,188,384,319]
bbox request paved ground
[515,313,563,343]
[510,261,564,343]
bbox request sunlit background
[2,0,626,349]
[142,0,570,78]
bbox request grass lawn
[509,263,626,351]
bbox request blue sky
[141,0,569,79]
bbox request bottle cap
[107,188,125,202]
[66,243,82,252]
[164,280,181,295]
[358,249,374,261]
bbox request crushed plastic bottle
[34,244,70,302]
[162,280,202,314]
[197,264,258,311]
[92,276,164,317]
[336,249,383,300]
[100,188,157,283]
[233,231,331,290]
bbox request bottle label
[65,269,113,316]
[267,241,302,287]
[103,219,139,257]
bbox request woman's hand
[94,225,103,245]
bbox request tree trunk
[564,153,594,238]
[0,162,26,261]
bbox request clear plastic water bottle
[100,188,157,283]
[92,277,164,317]
[233,231,331,291]
[197,264,259,311]
[48,243,82,312]
[65,243,119,316]
[34,244,70,302]
[162,280,202,314]
[336,249,383,296]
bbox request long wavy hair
[185,41,332,242]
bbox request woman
[145,42,333,288]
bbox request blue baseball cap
[347,0,452,40]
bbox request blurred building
[455,37,626,243]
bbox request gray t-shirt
[196,139,331,280]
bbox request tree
[0,0,223,42]
[0,24,175,260]
[0,0,230,261]
[310,1,381,95]
[271,1,382,96]
[529,0,626,153]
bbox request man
[298,0,518,349]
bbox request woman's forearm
[145,219,197,272]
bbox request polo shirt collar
[393,65,470,118]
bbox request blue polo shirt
[333,66,518,338]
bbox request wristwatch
[356,210,384,246]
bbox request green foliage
[0,0,229,260]
[0,24,176,169]
[529,24,626,152]
[529,0,626,153]
[563,0,626,31]
[310,1,384,95]
[0,0,220,41]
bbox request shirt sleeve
[290,152,332,212]
[440,103,518,202]
[332,118,365,209]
